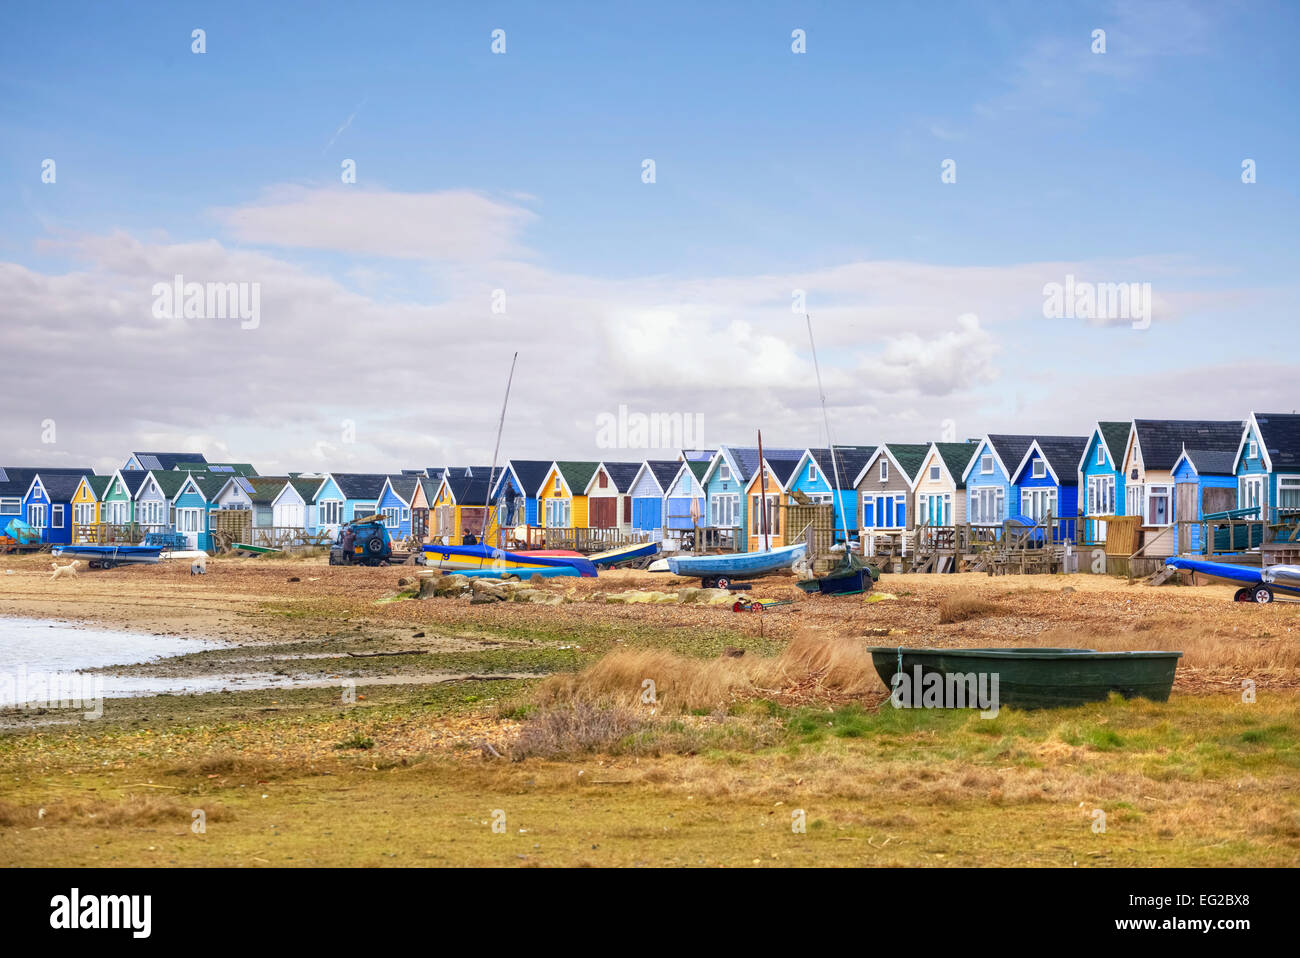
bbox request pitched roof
[0,466,93,499]
[641,460,682,493]
[986,436,1036,476]
[547,461,600,496]
[1179,448,1237,476]
[418,477,442,502]
[1029,436,1089,485]
[84,475,112,498]
[680,449,717,461]
[725,445,806,483]
[234,476,301,504]
[929,442,978,488]
[149,470,194,499]
[116,469,150,497]
[274,477,323,503]
[1132,420,1243,471]
[686,460,710,481]
[1099,421,1131,465]
[502,460,553,497]
[383,475,422,504]
[883,443,932,482]
[34,473,85,502]
[330,473,391,500]
[806,446,877,490]
[763,456,803,490]
[129,452,206,471]
[594,461,643,493]
[1253,413,1300,470]
[442,475,495,505]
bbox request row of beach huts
[2,413,1297,566]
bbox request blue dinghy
[422,542,598,577]
[667,542,807,587]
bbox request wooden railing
[73,523,146,545]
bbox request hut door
[589,498,616,529]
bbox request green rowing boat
[866,646,1182,709]
[233,543,278,555]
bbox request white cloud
[211,187,537,262]
[0,192,1291,471]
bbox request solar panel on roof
[138,455,163,470]
[211,465,234,472]
[237,477,256,494]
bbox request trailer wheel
[1233,588,1251,602]
[1252,585,1274,604]
[714,576,730,590]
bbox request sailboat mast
[757,429,769,552]
[482,351,519,547]
[806,314,847,545]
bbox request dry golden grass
[937,591,1004,624]
[1027,623,1300,671]
[0,793,232,827]
[533,630,882,714]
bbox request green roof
[686,460,709,481]
[147,470,192,499]
[931,442,979,488]
[553,461,600,495]
[1098,421,1131,466]
[84,475,112,498]
[286,477,324,500]
[885,443,932,481]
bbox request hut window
[554,476,562,493]
[52,505,64,527]
[807,464,817,482]
[719,464,731,481]
[0,498,19,515]
[1278,478,1300,511]
[879,460,889,481]
[28,504,47,528]
[929,465,940,481]
[1096,445,1105,466]
[598,472,608,489]
[1248,440,1258,460]
[1146,485,1171,526]
[1032,459,1046,479]
[980,455,993,474]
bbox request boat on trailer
[666,541,806,589]
[53,543,163,569]
[1163,557,1300,603]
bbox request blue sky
[2,1,1297,473]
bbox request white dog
[49,560,81,581]
[190,555,207,575]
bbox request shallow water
[0,616,241,700]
